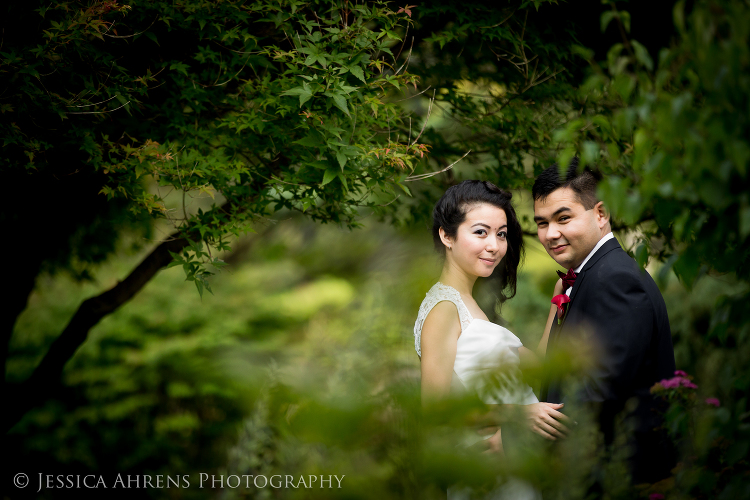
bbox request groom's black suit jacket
[541,237,676,483]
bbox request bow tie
[557,269,577,292]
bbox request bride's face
[441,203,508,278]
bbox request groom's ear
[438,227,453,249]
[594,201,610,228]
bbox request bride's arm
[422,305,507,454]
[535,306,558,358]
[516,278,563,368]
[420,301,461,406]
[537,278,564,357]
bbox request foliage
[1,0,451,434]
[5,0,750,498]
[386,1,582,227]
[1,0,426,292]
[6,215,437,498]
[10,216,744,499]
[555,1,750,282]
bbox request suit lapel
[561,238,621,327]
[568,269,586,305]
[544,238,622,402]
[555,268,587,333]
[581,237,621,273]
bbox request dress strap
[414,282,474,357]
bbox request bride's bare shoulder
[421,301,461,342]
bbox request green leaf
[299,90,313,106]
[170,62,190,76]
[203,278,214,296]
[336,172,348,191]
[322,169,337,185]
[166,259,183,269]
[635,242,649,269]
[281,85,306,96]
[304,54,317,66]
[619,11,631,32]
[339,84,358,95]
[294,135,320,148]
[612,74,636,101]
[580,141,599,167]
[571,44,594,61]
[144,32,159,45]
[340,145,359,157]
[322,124,344,140]
[336,151,347,170]
[673,248,702,288]
[349,65,366,83]
[600,11,617,33]
[282,84,313,107]
[325,92,350,116]
[631,40,654,71]
[396,182,411,196]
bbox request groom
[532,159,676,484]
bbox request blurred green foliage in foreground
[8,212,745,499]
[5,0,750,498]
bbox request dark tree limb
[3,236,190,433]
[2,163,278,434]
[1,256,44,393]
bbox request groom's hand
[523,403,570,440]
[481,428,504,455]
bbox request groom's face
[533,187,607,270]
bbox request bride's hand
[523,403,570,440]
[553,278,564,297]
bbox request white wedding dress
[414,282,541,500]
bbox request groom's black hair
[532,157,602,209]
[432,180,524,302]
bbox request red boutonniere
[551,294,571,324]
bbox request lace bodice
[413,282,473,357]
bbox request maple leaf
[396,5,416,18]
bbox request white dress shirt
[565,232,615,297]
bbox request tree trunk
[3,236,190,433]
[1,255,43,394]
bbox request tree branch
[4,236,191,433]
[2,153,286,434]
[1,255,44,397]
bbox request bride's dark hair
[432,180,524,301]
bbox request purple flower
[674,370,688,377]
[659,377,681,389]
[705,397,720,407]
[680,378,698,389]
[658,376,697,390]
[649,494,665,500]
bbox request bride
[414,180,569,495]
